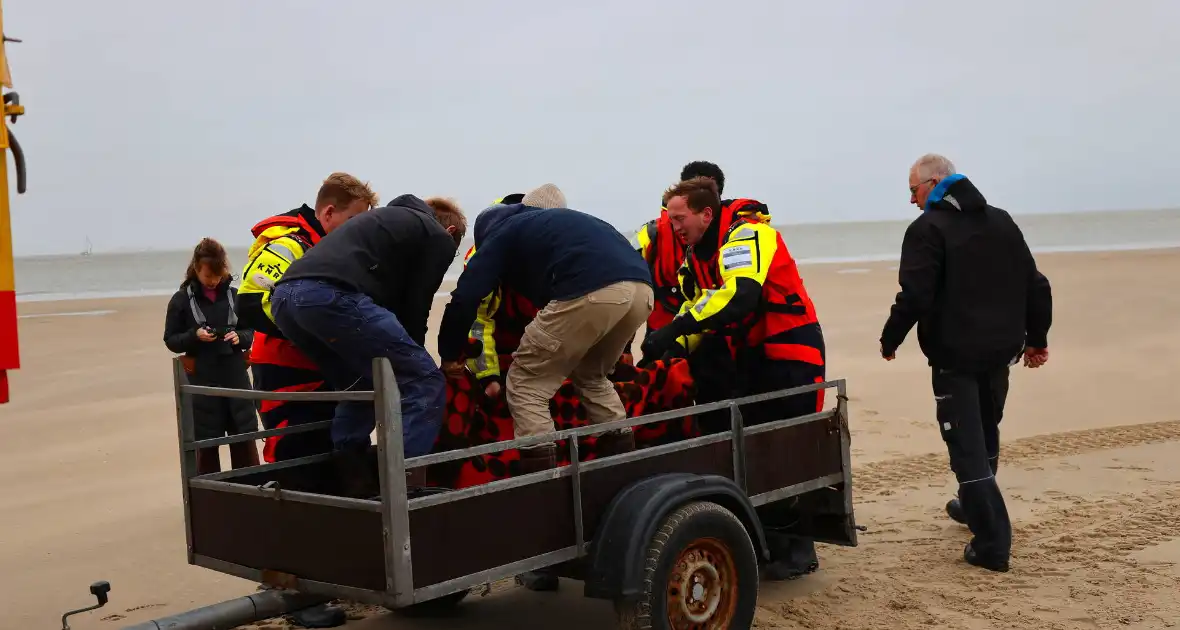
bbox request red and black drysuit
[640,198,827,580]
[236,205,335,463]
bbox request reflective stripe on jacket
[677,199,824,366]
[461,193,526,382]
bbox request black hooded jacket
[277,194,457,346]
[880,174,1053,372]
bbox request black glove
[641,324,683,361]
[661,343,688,361]
[464,337,484,360]
[638,336,689,369]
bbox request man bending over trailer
[641,176,827,581]
[270,191,458,499]
[437,184,654,474]
[436,192,698,476]
[433,191,697,592]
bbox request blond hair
[426,196,467,245]
[315,172,379,210]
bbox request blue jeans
[270,279,445,457]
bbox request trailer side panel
[189,487,386,591]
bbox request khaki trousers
[506,281,654,442]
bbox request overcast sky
[5,0,1178,256]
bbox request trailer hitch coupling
[61,580,111,630]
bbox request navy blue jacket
[436,204,652,361]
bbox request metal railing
[172,356,852,607]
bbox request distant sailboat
[81,236,93,256]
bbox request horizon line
[12,205,1180,260]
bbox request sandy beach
[4,247,1180,630]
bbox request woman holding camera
[164,237,260,473]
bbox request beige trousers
[506,281,655,442]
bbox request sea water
[14,208,1180,303]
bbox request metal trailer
[128,356,858,629]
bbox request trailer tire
[614,501,758,630]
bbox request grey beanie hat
[521,183,567,209]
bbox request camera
[201,325,235,340]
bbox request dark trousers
[743,357,825,574]
[932,365,1011,560]
[186,360,261,474]
[270,279,445,457]
[686,334,826,573]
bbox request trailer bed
[171,357,857,611]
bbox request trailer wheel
[615,501,758,630]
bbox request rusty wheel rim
[666,537,738,629]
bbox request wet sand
[4,247,1180,629]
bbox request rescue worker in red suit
[237,174,377,469]
[234,173,378,630]
[642,175,826,582]
[630,160,757,431]
[628,161,724,353]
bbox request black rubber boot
[515,567,560,591]
[762,533,820,581]
[288,602,347,628]
[946,497,967,525]
[963,542,1009,572]
[333,448,379,499]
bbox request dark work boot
[964,542,1009,572]
[333,448,379,499]
[288,602,347,628]
[595,429,636,457]
[762,533,820,581]
[946,497,967,525]
[515,567,560,591]
[518,444,557,475]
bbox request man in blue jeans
[271,193,458,498]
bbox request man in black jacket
[437,184,654,474]
[880,154,1052,572]
[270,194,458,497]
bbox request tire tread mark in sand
[1019,484,1180,561]
[1013,484,1180,628]
[753,475,1180,629]
[854,419,1180,496]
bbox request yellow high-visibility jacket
[463,244,502,381]
[461,194,525,382]
[236,206,323,337]
[672,201,778,353]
